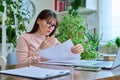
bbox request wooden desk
[0,64,120,80]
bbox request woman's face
[37,18,56,36]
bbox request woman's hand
[39,36,56,50]
[30,54,48,63]
[71,44,84,54]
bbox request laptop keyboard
[93,62,111,66]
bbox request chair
[0,56,6,70]
[7,51,18,65]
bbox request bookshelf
[54,0,73,12]
[54,0,72,21]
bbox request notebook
[74,50,120,69]
[0,66,70,79]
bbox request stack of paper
[38,39,80,63]
[0,66,70,79]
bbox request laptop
[74,50,120,69]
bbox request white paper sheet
[38,39,80,63]
[0,66,70,79]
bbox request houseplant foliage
[104,37,120,54]
[55,9,99,59]
[115,37,120,48]
[0,0,29,48]
[84,32,103,51]
[80,31,103,59]
[56,0,99,59]
[105,40,117,54]
[71,0,86,10]
[56,10,86,45]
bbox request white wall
[26,0,54,31]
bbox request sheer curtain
[112,0,120,39]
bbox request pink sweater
[16,32,60,64]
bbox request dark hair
[28,9,58,36]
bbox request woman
[16,9,83,65]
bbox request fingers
[30,54,48,63]
[71,44,84,54]
[40,56,48,62]
[30,54,41,63]
[40,36,56,49]
[45,36,55,44]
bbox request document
[0,66,70,79]
[38,39,80,63]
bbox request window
[99,0,120,41]
[112,0,120,39]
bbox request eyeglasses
[46,21,56,28]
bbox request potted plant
[56,0,100,60]
[105,40,117,54]
[56,10,100,59]
[84,32,103,51]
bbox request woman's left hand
[71,44,84,54]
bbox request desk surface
[0,63,120,80]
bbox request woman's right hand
[39,36,56,50]
[30,54,48,63]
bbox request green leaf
[115,37,120,47]
[0,5,4,12]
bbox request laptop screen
[111,50,120,68]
